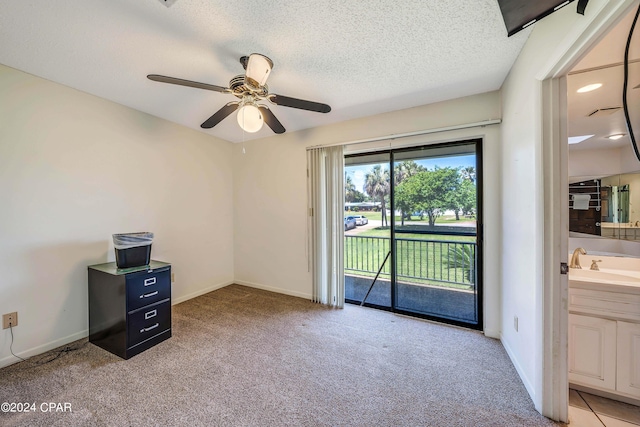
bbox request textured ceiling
[0,0,531,143]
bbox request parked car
[344,216,357,230]
[353,215,368,226]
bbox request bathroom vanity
[568,257,640,403]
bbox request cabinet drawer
[128,300,171,347]
[126,268,171,311]
[569,288,640,322]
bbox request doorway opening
[565,4,640,414]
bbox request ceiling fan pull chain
[242,115,246,155]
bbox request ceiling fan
[147,53,331,135]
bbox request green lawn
[345,211,476,225]
[344,211,377,219]
[344,231,476,290]
[357,228,475,242]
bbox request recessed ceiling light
[577,83,603,93]
[607,134,626,140]
[568,135,595,144]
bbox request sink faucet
[570,247,587,269]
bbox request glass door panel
[344,152,392,308]
[392,142,481,327]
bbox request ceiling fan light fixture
[237,103,264,133]
[607,134,625,140]
[245,53,273,88]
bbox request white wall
[569,144,640,179]
[569,146,623,178]
[569,236,640,256]
[500,0,635,412]
[0,64,235,367]
[233,91,503,337]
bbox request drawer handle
[145,309,157,320]
[144,277,157,286]
[140,323,159,333]
[140,291,158,299]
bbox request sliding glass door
[392,142,481,327]
[344,152,392,309]
[344,139,482,329]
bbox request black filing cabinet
[88,260,171,359]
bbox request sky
[346,154,476,196]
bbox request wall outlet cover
[3,312,18,329]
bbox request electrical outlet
[3,312,18,329]
[514,316,518,332]
[171,273,175,283]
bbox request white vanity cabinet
[569,313,617,390]
[617,321,640,398]
[568,287,640,400]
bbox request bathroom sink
[569,268,640,284]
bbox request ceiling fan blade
[147,74,228,93]
[201,103,239,129]
[270,94,331,113]
[258,106,286,134]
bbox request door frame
[345,138,484,330]
[540,0,637,420]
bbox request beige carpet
[0,284,561,426]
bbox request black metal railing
[344,235,476,290]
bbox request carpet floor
[0,284,561,426]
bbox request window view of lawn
[344,146,480,325]
[345,232,475,290]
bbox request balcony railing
[344,235,476,290]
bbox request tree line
[345,161,476,227]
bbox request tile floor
[569,389,640,426]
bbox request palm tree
[364,165,390,226]
[445,245,475,285]
[460,166,476,183]
[344,175,356,203]
[394,160,423,184]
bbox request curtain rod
[306,119,502,150]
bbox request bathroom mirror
[569,172,640,240]
[565,7,640,244]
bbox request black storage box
[115,244,152,269]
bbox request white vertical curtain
[307,145,345,308]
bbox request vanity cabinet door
[617,321,640,399]
[569,314,617,391]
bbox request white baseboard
[1,280,306,369]
[0,329,88,369]
[501,333,536,403]
[0,281,233,369]
[484,328,501,339]
[234,280,312,300]
[172,280,234,305]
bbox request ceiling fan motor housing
[229,75,268,98]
